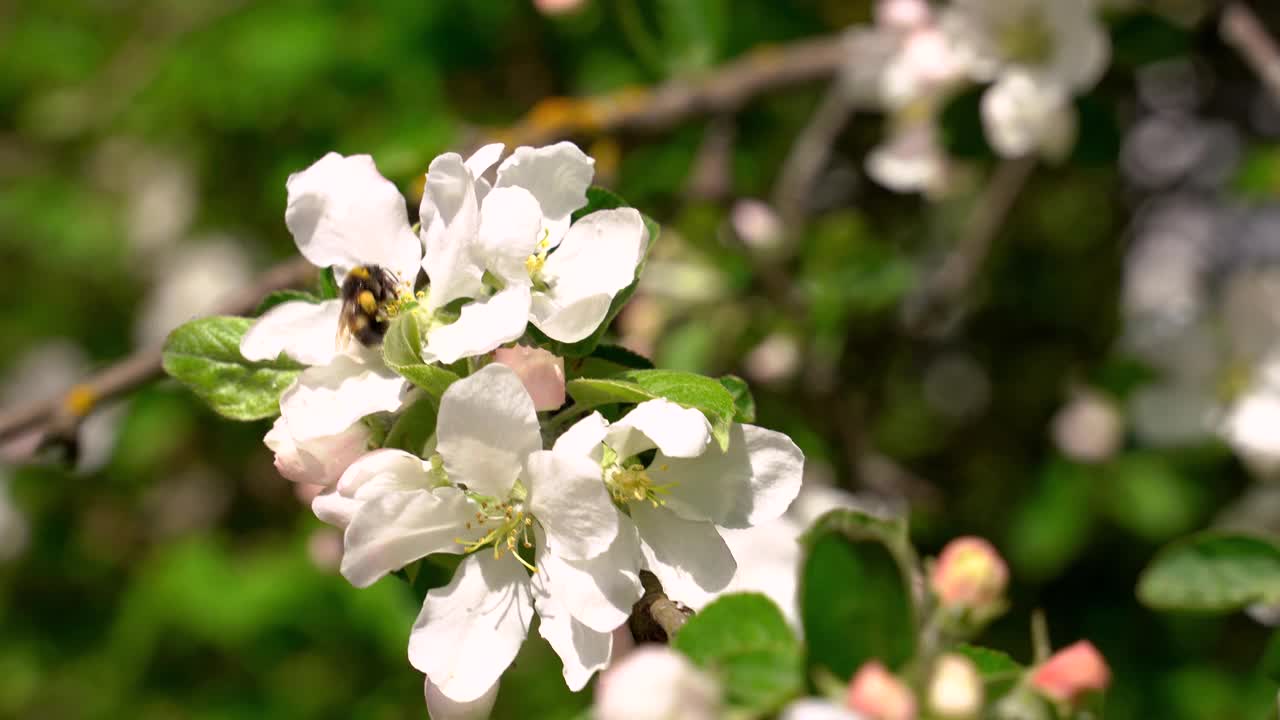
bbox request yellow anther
[63,385,96,418]
[525,252,547,277]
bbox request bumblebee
[338,264,399,347]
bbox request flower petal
[552,412,608,458]
[631,503,736,609]
[425,676,499,720]
[336,448,430,498]
[609,399,711,460]
[424,285,532,364]
[525,450,617,560]
[285,153,421,284]
[240,299,343,367]
[435,363,540,498]
[495,142,594,246]
[311,487,362,530]
[264,414,372,486]
[655,423,804,529]
[531,208,647,342]
[478,186,543,286]
[279,355,407,441]
[531,570,614,691]
[341,486,474,587]
[422,153,485,310]
[409,552,533,702]
[535,518,644,633]
[465,143,505,179]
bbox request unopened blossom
[931,536,1008,610]
[419,142,647,363]
[1030,640,1111,704]
[313,364,624,702]
[494,344,566,411]
[846,661,917,720]
[595,646,721,720]
[942,0,1109,158]
[554,400,805,608]
[731,199,784,252]
[1050,389,1124,463]
[241,153,418,439]
[929,654,984,718]
[264,415,372,486]
[534,0,586,15]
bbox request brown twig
[901,156,1037,338]
[489,34,849,148]
[1222,2,1280,105]
[0,257,315,451]
[628,570,694,644]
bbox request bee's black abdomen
[339,264,398,347]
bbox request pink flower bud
[930,536,1008,609]
[876,0,932,30]
[265,416,372,487]
[928,654,983,718]
[1031,641,1111,704]
[534,0,585,16]
[846,661,917,720]
[493,345,566,411]
[596,646,721,720]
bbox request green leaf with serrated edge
[317,266,340,299]
[718,374,756,423]
[384,395,438,455]
[799,509,918,679]
[529,186,660,358]
[254,289,321,316]
[161,316,302,421]
[381,311,460,400]
[673,593,804,714]
[618,369,737,450]
[1138,532,1280,612]
[953,644,1023,699]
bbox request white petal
[495,142,594,246]
[264,415,372,486]
[341,487,474,587]
[531,570,613,691]
[425,676,499,720]
[336,448,430,498]
[535,518,644,633]
[596,646,722,720]
[409,552,533,702]
[279,356,407,441]
[311,488,362,530]
[631,503,735,609]
[609,399,711,460]
[525,450,617,560]
[780,699,868,720]
[552,412,608,457]
[531,208,647,342]
[240,299,343,367]
[424,285,532,364]
[422,153,485,309]
[656,424,804,529]
[435,363,541,498]
[465,143,506,179]
[285,153,421,284]
[478,186,543,286]
[981,72,1072,159]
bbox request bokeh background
[2,0,1279,718]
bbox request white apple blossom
[240,152,420,440]
[312,363,626,702]
[418,142,648,363]
[594,645,722,720]
[263,414,372,486]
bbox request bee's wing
[335,302,355,351]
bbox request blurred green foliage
[0,0,1277,718]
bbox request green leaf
[161,316,302,421]
[254,289,321,316]
[384,395,438,455]
[564,377,656,409]
[317,266,340,299]
[410,554,461,602]
[589,343,654,370]
[673,593,803,715]
[381,311,460,401]
[1262,630,1280,684]
[1138,532,1280,612]
[953,644,1023,699]
[566,369,738,450]
[800,509,918,679]
[718,374,755,423]
[531,187,660,358]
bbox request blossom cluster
[855,0,1110,194]
[236,142,805,715]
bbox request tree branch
[1222,2,1280,105]
[628,570,694,643]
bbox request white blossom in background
[136,237,253,347]
[730,199,784,252]
[866,118,951,195]
[419,142,647,363]
[942,0,1109,158]
[595,645,722,720]
[781,699,869,720]
[240,152,418,443]
[1051,388,1124,463]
